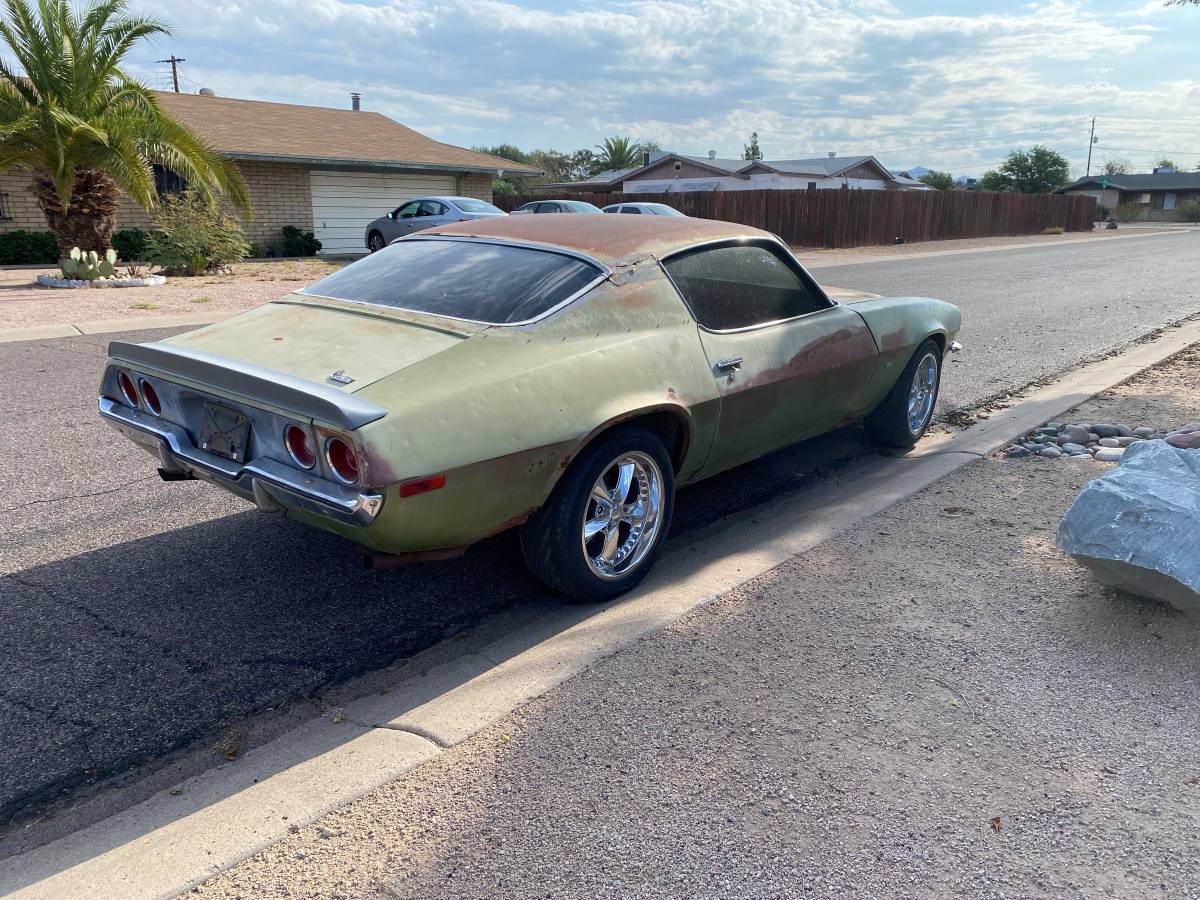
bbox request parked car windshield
[645,204,685,216]
[298,239,603,324]
[453,198,504,214]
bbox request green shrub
[1040,225,1065,235]
[281,225,321,256]
[1176,198,1200,224]
[112,228,149,261]
[144,191,250,275]
[1114,202,1144,223]
[0,229,58,264]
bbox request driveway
[2,231,1198,835]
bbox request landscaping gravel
[195,349,1200,898]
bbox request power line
[155,55,185,93]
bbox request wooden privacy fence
[494,189,1097,249]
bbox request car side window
[417,200,443,217]
[663,242,831,331]
[620,206,641,214]
[541,203,560,213]
[396,201,419,219]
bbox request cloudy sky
[125,0,1200,177]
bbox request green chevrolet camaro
[99,215,961,600]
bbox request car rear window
[453,198,503,213]
[298,239,603,324]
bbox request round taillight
[117,371,139,407]
[325,436,360,485]
[284,424,317,470]
[139,379,161,416]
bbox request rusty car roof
[418,215,774,267]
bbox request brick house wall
[455,172,494,202]
[1,159,314,249]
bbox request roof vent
[708,150,716,160]
[828,151,836,157]
[351,92,361,111]
[198,87,216,97]
[1153,165,1175,174]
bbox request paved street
[1,231,1197,834]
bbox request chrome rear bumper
[99,397,384,526]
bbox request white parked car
[602,202,685,216]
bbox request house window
[807,181,817,190]
[0,192,10,220]
[153,164,188,196]
[674,161,681,171]
[1164,192,1177,210]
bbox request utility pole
[1085,116,1096,177]
[155,55,185,93]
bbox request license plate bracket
[199,402,251,462]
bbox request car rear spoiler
[106,340,388,430]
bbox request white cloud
[129,0,1200,176]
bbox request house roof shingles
[1063,172,1200,192]
[153,90,540,176]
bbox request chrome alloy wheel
[907,352,939,435]
[581,451,664,580]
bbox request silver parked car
[510,199,603,215]
[602,202,685,216]
[364,196,506,252]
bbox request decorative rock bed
[1002,420,1200,462]
[36,273,166,288]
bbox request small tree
[1102,159,1130,175]
[1155,158,1179,171]
[1176,198,1200,223]
[144,191,250,275]
[474,144,532,195]
[917,170,954,190]
[0,0,247,255]
[978,146,1070,193]
[591,136,644,174]
[742,132,763,161]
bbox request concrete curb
[3,318,1198,899]
[0,313,226,344]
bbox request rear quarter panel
[351,271,720,552]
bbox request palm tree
[592,136,645,174]
[0,0,247,255]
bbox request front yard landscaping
[0,258,344,330]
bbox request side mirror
[386,211,395,220]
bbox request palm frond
[0,0,243,220]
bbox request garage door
[310,171,457,255]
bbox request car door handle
[715,357,743,372]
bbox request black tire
[367,231,385,252]
[521,427,675,602]
[864,338,943,448]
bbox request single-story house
[0,90,540,255]
[1058,171,1200,222]
[544,152,932,195]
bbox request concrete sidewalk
[194,349,1200,897]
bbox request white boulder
[1056,440,1200,614]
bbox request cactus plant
[59,247,119,280]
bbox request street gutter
[3,316,1198,899]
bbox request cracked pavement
[1,231,1197,835]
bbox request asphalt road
[1,231,1197,833]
